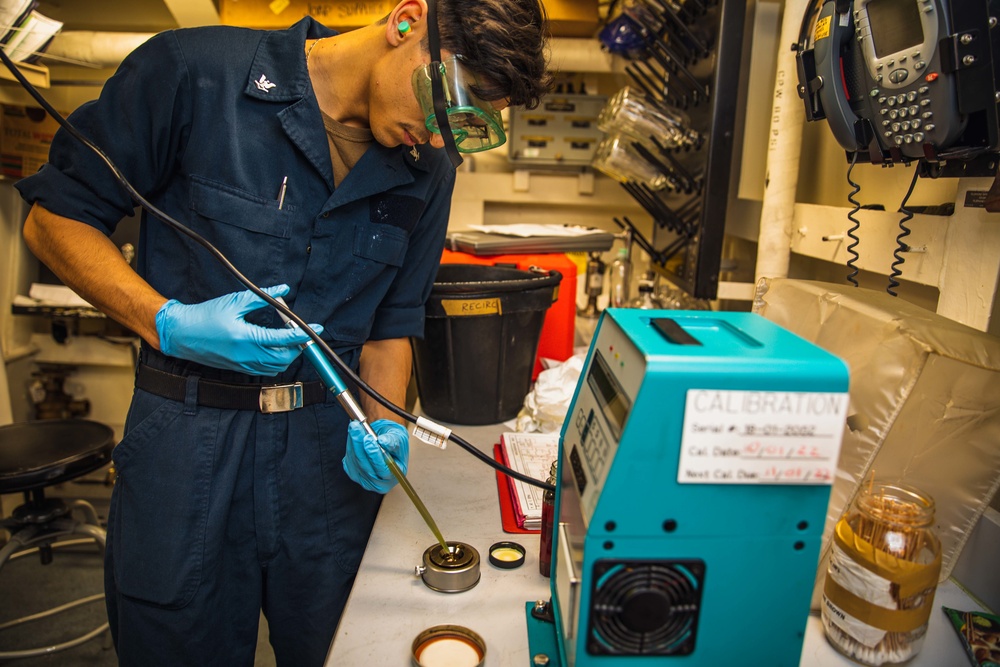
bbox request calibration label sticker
[440,298,502,317]
[677,389,849,485]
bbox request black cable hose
[887,165,920,297]
[0,48,554,493]
[845,151,862,287]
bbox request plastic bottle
[608,247,632,308]
[577,251,606,318]
[821,481,941,666]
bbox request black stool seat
[0,419,115,659]
[0,419,114,494]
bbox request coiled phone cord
[887,164,920,297]
[0,48,554,493]
[845,151,862,287]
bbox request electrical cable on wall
[0,46,553,493]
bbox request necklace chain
[306,38,324,61]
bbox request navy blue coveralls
[16,17,455,667]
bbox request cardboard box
[1,104,61,179]
[219,0,598,37]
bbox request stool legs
[0,502,110,660]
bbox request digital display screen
[587,352,631,439]
[867,0,924,58]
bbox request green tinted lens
[411,57,506,153]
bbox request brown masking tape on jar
[823,576,934,633]
[833,520,942,598]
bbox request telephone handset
[812,2,863,151]
[797,0,974,163]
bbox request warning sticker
[815,15,832,41]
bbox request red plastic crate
[439,249,578,380]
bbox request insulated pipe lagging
[754,0,810,284]
[43,32,155,68]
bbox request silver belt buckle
[259,382,304,413]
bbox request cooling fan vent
[587,559,705,656]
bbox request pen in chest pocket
[277,176,287,210]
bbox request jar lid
[411,625,486,667]
[488,541,525,569]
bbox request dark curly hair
[427,0,553,109]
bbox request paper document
[467,224,605,238]
[0,0,32,40]
[2,8,62,63]
[25,283,94,308]
[499,432,559,530]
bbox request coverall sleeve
[366,164,456,341]
[15,31,192,237]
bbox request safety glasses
[411,55,506,153]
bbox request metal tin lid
[488,541,526,569]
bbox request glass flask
[821,482,942,666]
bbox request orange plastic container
[440,249,577,379]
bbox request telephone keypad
[871,74,944,152]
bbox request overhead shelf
[0,61,50,88]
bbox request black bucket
[411,264,562,425]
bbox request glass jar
[821,482,942,666]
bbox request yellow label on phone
[815,15,832,41]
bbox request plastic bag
[943,607,1000,667]
[515,353,585,433]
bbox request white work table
[325,418,989,666]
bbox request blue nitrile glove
[155,284,323,376]
[344,419,410,494]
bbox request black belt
[135,364,327,413]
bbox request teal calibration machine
[527,309,850,666]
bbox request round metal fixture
[414,541,480,593]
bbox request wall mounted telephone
[796,0,999,165]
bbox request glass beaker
[591,134,668,190]
[598,86,699,150]
[821,482,941,666]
